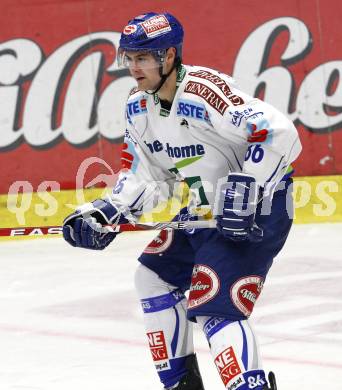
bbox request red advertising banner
[0,0,341,194]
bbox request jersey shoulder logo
[184,81,229,115]
[188,69,245,107]
[126,96,147,124]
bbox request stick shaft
[0,220,217,237]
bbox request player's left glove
[63,198,129,250]
[216,173,263,242]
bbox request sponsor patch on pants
[188,264,220,309]
[230,275,264,317]
[143,229,173,254]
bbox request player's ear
[166,47,176,65]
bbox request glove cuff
[63,199,130,228]
[91,199,129,226]
[226,172,259,210]
[228,172,256,181]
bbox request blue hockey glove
[63,198,129,250]
[216,173,263,242]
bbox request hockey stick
[0,220,217,237]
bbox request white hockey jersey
[110,65,302,219]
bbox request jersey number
[245,145,264,163]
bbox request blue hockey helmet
[118,12,184,68]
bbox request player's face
[124,51,161,91]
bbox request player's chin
[135,77,146,88]
[136,78,156,91]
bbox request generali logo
[0,17,340,152]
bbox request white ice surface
[0,223,342,390]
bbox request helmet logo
[140,15,171,38]
[123,25,137,35]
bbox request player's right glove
[216,173,263,242]
[63,198,129,250]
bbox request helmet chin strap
[145,58,180,95]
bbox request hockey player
[63,12,301,390]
